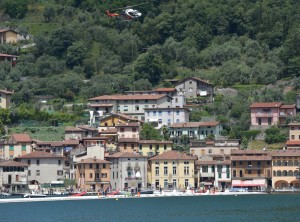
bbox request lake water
[0,194,300,222]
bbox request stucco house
[285,122,300,150]
[1,134,32,159]
[0,89,13,109]
[16,151,66,189]
[169,122,223,144]
[0,159,28,193]
[174,77,213,100]
[250,102,296,128]
[0,29,18,44]
[148,150,197,189]
[106,152,148,191]
[138,140,173,157]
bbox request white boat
[23,193,47,198]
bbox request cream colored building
[0,89,13,109]
[271,150,300,189]
[0,29,17,44]
[0,134,32,159]
[149,150,197,189]
[138,140,173,157]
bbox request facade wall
[109,157,148,191]
[190,147,238,157]
[0,93,11,109]
[150,160,195,189]
[4,31,17,43]
[65,132,84,140]
[0,167,28,191]
[76,162,110,191]
[272,157,300,188]
[289,125,300,141]
[251,107,279,126]
[138,143,172,157]
[1,143,32,159]
[231,160,272,180]
[19,158,65,184]
[117,126,140,139]
[145,108,189,129]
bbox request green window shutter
[9,145,14,151]
[22,145,26,151]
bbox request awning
[232,184,264,187]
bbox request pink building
[250,102,296,127]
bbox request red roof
[271,150,300,156]
[280,104,296,109]
[11,134,31,143]
[16,151,64,159]
[88,94,167,101]
[250,102,282,108]
[0,54,18,58]
[154,88,176,92]
[0,29,17,33]
[0,159,28,167]
[149,150,197,160]
[0,89,13,95]
[116,122,140,127]
[286,140,300,145]
[89,104,114,107]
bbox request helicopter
[106,2,148,20]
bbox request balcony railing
[254,113,273,117]
[200,172,215,177]
[125,177,142,181]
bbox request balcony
[254,113,273,117]
[200,172,215,177]
[245,165,262,170]
[125,177,142,181]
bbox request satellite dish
[135,171,141,177]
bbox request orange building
[76,158,111,191]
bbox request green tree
[140,123,163,140]
[44,6,56,22]
[3,0,28,19]
[66,41,88,68]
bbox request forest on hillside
[0,0,300,141]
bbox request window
[150,145,152,149]
[21,145,26,151]
[135,100,139,103]
[248,170,251,174]
[132,127,136,132]
[233,170,236,177]
[164,167,168,175]
[131,144,134,149]
[124,106,128,111]
[156,144,159,150]
[101,173,107,178]
[58,160,61,166]
[135,105,139,111]
[28,170,31,176]
[89,173,93,178]
[36,160,40,166]
[158,119,162,124]
[185,179,189,188]
[202,166,208,172]
[103,164,106,169]
[159,111,162,116]
[36,170,40,176]
[164,179,168,187]
[239,161,242,166]
[155,167,159,175]
[89,164,93,169]
[292,135,295,140]
[9,145,14,151]
[164,144,167,150]
[173,179,177,188]
[120,128,125,132]
[168,110,171,116]
[208,149,212,154]
[164,161,168,164]
[27,160,31,165]
[145,99,148,103]
[176,110,180,115]
[184,166,189,175]
[232,161,236,167]
[153,111,157,116]
[96,164,99,169]
[173,167,177,175]
[139,144,142,150]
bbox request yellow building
[286,122,300,150]
[76,158,111,191]
[99,113,140,131]
[0,29,18,44]
[271,150,300,189]
[149,150,197,189]
[0,89,13,109]
[138,140,173,157]
[0,134,32,159]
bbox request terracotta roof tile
[78,158,111,164]
[88,94,167,101]
[107,152,147,158]
[271,150,300,157]
[231,156,271,161]
[154,88,176,92]
[288,122,300,126]
[11,134,31,143]
[99,128,118,134]
[116,122,141,127]
[281,104,295,108]
[286,140,300,145]
[89,104,114,107]
[149,150,197,160]
[250,102,282,108]
[0,159,28,167]
[0,29,17,33]
[16,151,64,159]
[0,89,13,94]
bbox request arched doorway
[274,180,288,189]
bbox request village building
[0,89,14,109]
[64,126,98,140]
[144,107,189,129]
[230,150,272,190]
[0,159,28,193]
[195,156,231,190]
[169,122,223,144]
[76,158,111,192]
[0,29,18,44]
[271,150,300,189]
[190,139,240,157]
[15,151,66,190]
[174,77,213,101]
[138,140,173,157]
[106,152,148,191]
[286,122,300,150]
[250,102,296,128]
[148,150,197,189]
[0,134,32,159]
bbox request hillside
[0,0,300,143]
